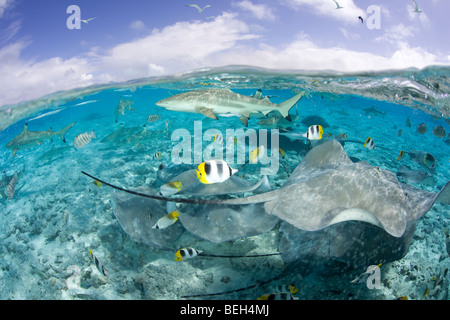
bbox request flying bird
[185,4,212,13]
[77,17,96,24]
[333,0,343,9]
[358,16,364,23]
[412,0,422,13]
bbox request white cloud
[282,0,365,24]
[98,13,259,81]
[233,0,276,21]
[0,0,14,18]
[129,20,146,31]
[407,4,430,26]
[374,23,416,44]
[0,12,448,108]
[0,41,95,106]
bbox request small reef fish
[279,148,285,158]
[406,117,411,128]
[213,133,223,144]
[92,180,102,188]
[249,145,265,163]
[146,114,161,123]
[397,129,403,137]
[303,125,323,140]
[89,249,110,279]
[174,247,203,261]
[160,181,183,196]
[115,97,135,123]
[416,122,427,134]
[395,296,408,300]
[152,210,179,229]
[73,130,96,149]
[397,150,405,161]
[335,132,348,141]
[153,152,161,160]
[432,126,446,138]
[6,172,18,199]
[257,293,297,300]
[364,137,375,150]
[273,284,299,295]
[422,287,430,299]
[196,160,238,184]
[6,121,75,157]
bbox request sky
[0,0,449,106]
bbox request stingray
[110,186,184,248]
[82,140,450,239]
[397,165,434,185]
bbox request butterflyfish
[152,210,179,229]
[196,160,237,184]
[303,125,323,140]
[174,247,203,261]
[160,181,182,196]
[364,137,375,150]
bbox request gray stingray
[397,165,434,185]
[110,186,184,248]
[82,140,450,239]
[160,168,271,196]
[175,202,279,243]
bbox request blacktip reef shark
[155,88,305,127]
[6,122,75,157]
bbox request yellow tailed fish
[398,150,405,161]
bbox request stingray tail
[56,121,76,143]
[277,91,305,121]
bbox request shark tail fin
[56,121,76,143]
[277,91,305,120]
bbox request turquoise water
[0,65,449,300]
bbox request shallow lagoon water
[0,65,449,300]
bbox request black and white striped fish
[74,131,96,149]
[196,160,237,184]
[89,249,110,279]
[6,172,18,199]
[175,247,203,261]
[302,125,323,140]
